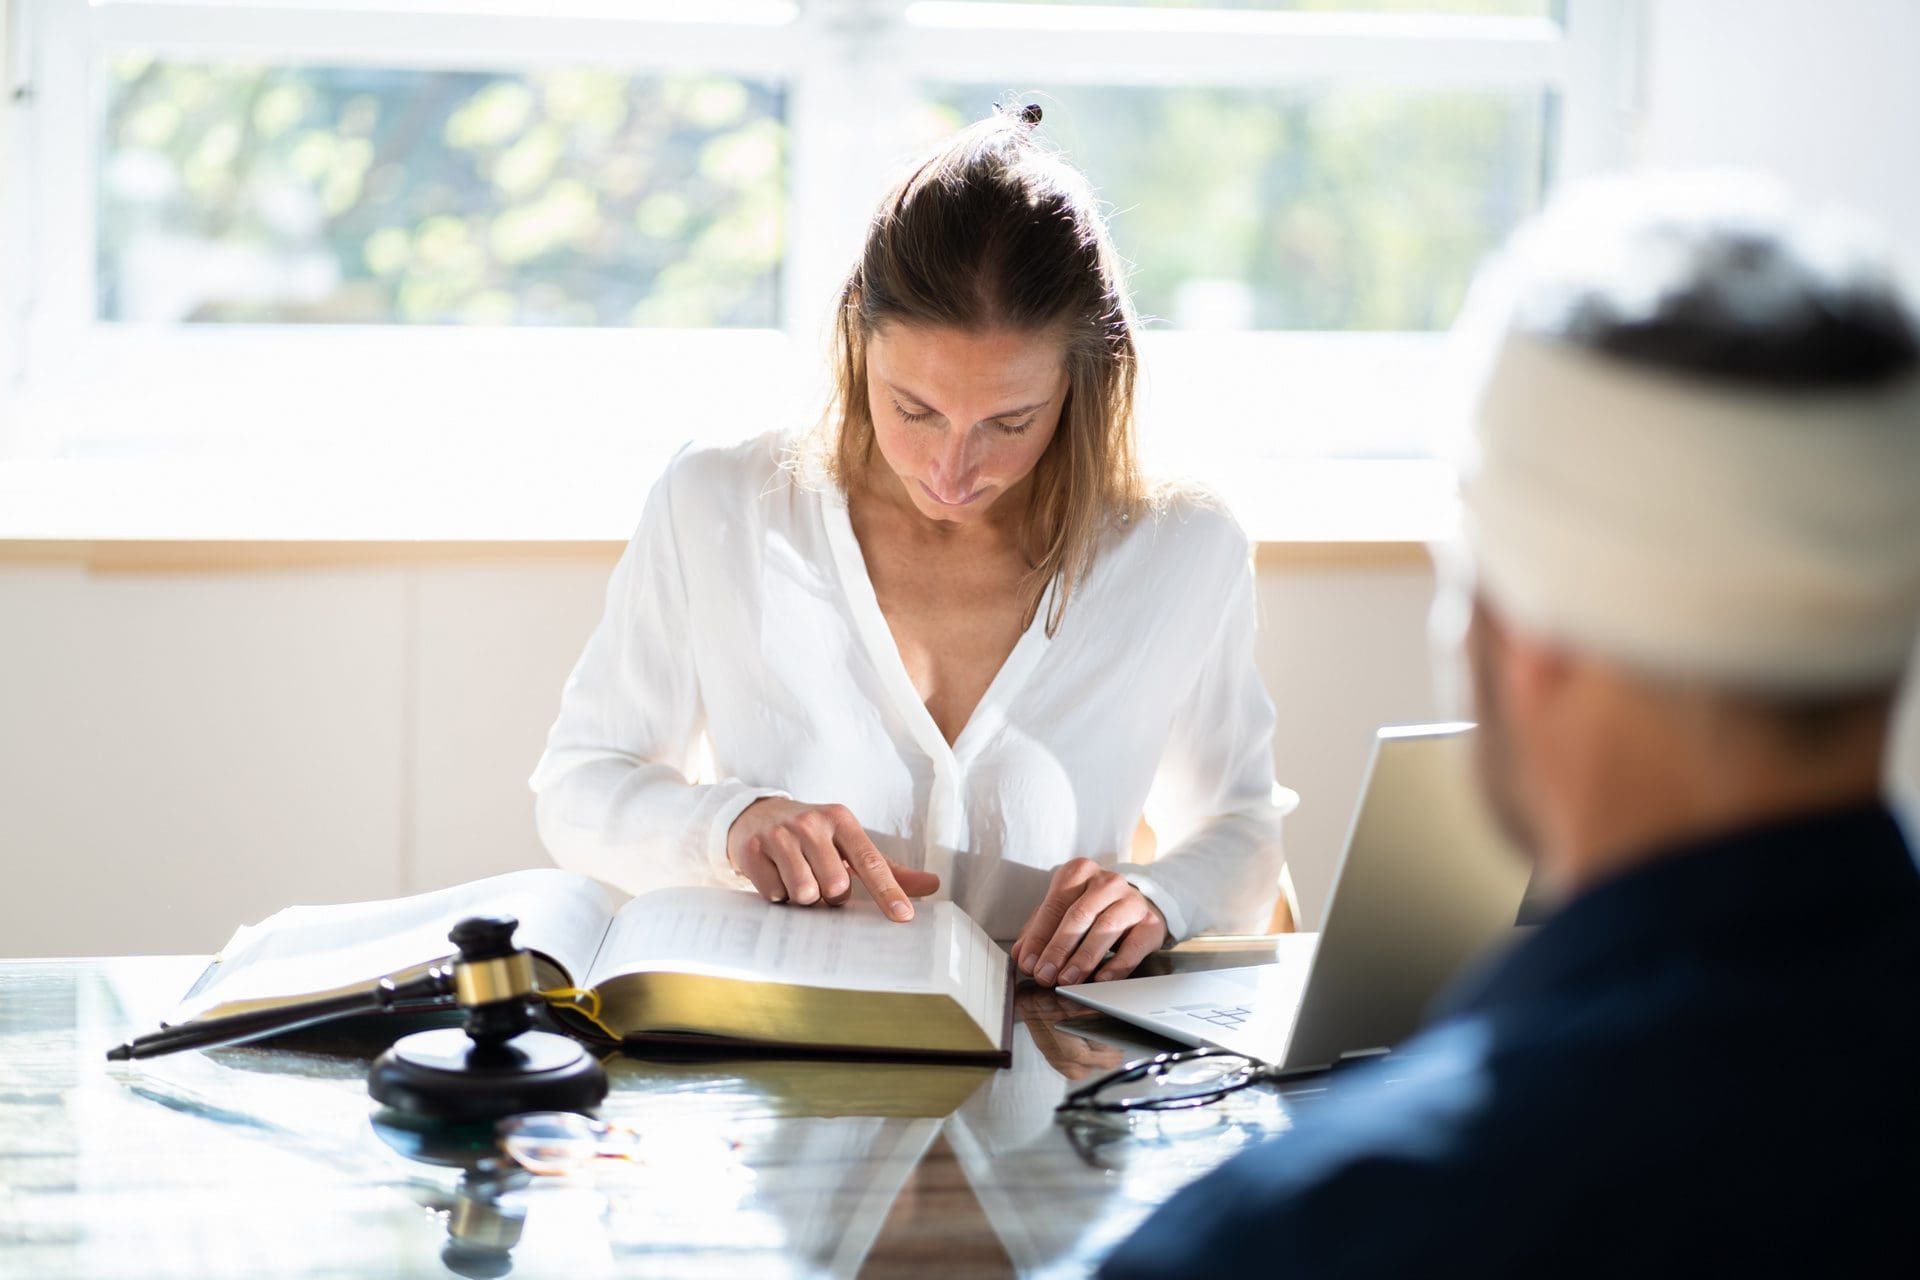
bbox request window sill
[0,455,1454,568]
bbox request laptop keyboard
[1173,1003,1252,1029]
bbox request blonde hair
[799,106,1147,636]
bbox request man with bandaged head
[1102,175,1920,1278]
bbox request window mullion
[1555,0,1643,181]
[1,0,32,410]
[783,0,919,345]
[19,1,94,367]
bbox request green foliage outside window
[924,85,1548,332]
[99,60,785,326]
[99,0,1550,334]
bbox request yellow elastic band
[537,987,622,1043]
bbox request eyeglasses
[1058,1104,1268,1173]
[1054,1046,1283,1115]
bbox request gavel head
[370,913,608,1124]
[448,914,538,1049]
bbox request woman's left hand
[1011,858,1168,987]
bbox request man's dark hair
[1497,179,1919,729]
[1509,186,1920,391]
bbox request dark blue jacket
[1101,803,1920,1278]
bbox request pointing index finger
[832,809,915,922]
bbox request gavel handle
[106,965,457,1061]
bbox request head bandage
[1461,333,1920,693]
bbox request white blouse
[530,432,1295,943]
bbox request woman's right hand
[726,798,939,921]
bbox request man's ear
[1470,600,1568,715]
[1499,617,1576,724]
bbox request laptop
[1059,723,1533,1076]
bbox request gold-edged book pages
[167,870,1014,1066]
[580,889,1014,1064]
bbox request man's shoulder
[1104,995,1920,1278]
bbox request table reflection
[1,946,1330,1278]
[369,1119,529,1279]
[934,995,1304,1278]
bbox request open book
[173,869,1015,1065]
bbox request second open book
[173,868,1015,1065]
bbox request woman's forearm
[1126,803,1287,940]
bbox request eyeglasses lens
[1087,1053,1258,1109]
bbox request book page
[169,868,618,1023]
[589,887,946,994]
[947,904,1011,1048]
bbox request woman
[531,106,1294,986]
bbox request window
[920,83,1548,334]
[99,62,785,327]
[2,0,1637,488]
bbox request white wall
[4,551,1912,959]
[1635,0,1920,286]
[0,553,1443,957]
[1255,556,1443,928]
[0,561,412,954]
[0,555,617,957]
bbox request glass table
[0,945,1347,1278]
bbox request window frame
[1,0,1641,475]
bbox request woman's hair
[802,104,1147,635]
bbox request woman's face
[864,324,1070,527]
